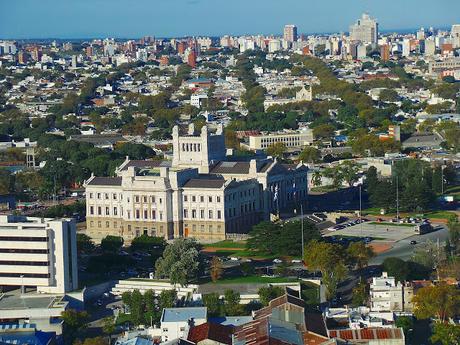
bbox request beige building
[85,124,308,243]
[349,13,378,45]
[248,129,314,151]
[370,272,414,312]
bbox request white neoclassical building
[84,124,308,243]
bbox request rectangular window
[152,210,156,219]
[113,193,117,200]
[192,209,196,219]
[159,198,162,204]
[217,210,222,219]
[144,210,148,219]
[97,207,102,216]
[143,196,147,203]
[105,193,109,200]
[208,196,212,202]
[135,195,140,203]
[184,209,188,218]
[105,207,109,216]
[90,206,94,215]
[209,210,213,219]
[217,196,221,202]
[200,209,204,219]
[200,196,204,202]
[150,196,155,203]
[192,196,196,202]
[159,212,163,220]
[89,193,93,199]
[135,209,140,219]
[184,195,188,202]
[113,207,118,216]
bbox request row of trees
[365,160,456,212]
[121,289,176,326]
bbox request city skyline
[1,0,460,39]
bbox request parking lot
[323,221,419,242]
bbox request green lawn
[370,222,415,227]
[214,275,297,284]
[363,208,457,221]
[202,240,247,249]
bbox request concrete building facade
[0,215,78,294]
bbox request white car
[291,259,302,264]
[229,257,240,261]
[273,259,283,264]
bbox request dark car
[410,240,417,245]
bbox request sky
[1,0,460,39]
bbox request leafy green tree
[155,238,201,286]
[347,242,375,270]
[258,286,284,306]
[351,282,368,307]
[159,289,177,310]
[379,89,399,102]
[73,337,108,345]
[298,146,320,163]
[203,293,222,317]
[0,169,11,195]
[242,85,266,113]
[102,316,115,343]
[431,323,460,345]
[266,142,286,159]
[312,124,335,139]
[413,282,460,323]
[224,289,241,316]
[61,309,89,344]
[130,235,166,253]
[210,256,223,282]
[76,234,95,254]
[304,240,348,299]
[247,221,320,256]
[395,316,414,336]
[100,235,123,253]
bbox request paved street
[370,225,449,264]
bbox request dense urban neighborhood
[0,8,459,345]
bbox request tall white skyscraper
[283,25,298,43]
[451,24,460,48]
[349,13,378,45]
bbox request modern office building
[451,24,460,48]
[349,13,378,45]
[85,125,308,243]
[283,25,298,43]
[0,215,78,294]
[247,129,314,151]
[429,57,460,74]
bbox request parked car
[410,240,417,245]
[273,259,283,264]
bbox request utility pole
[301,204,305,261]
[396,176,399,220]
[359,184,363,237]
[441,166,444,195]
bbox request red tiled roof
[328,327,404,340]
[187,322,233,345]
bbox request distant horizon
[0,26,452,42]
[1,0,459,40]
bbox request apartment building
[85,124,309,243]
[370,272,414,312]
[429,57,460,74]
[0,215,78,294]
[247,129,314,151]
[350,13,379,45]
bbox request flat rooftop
[162,307,207,323]
[0,293,65,310]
